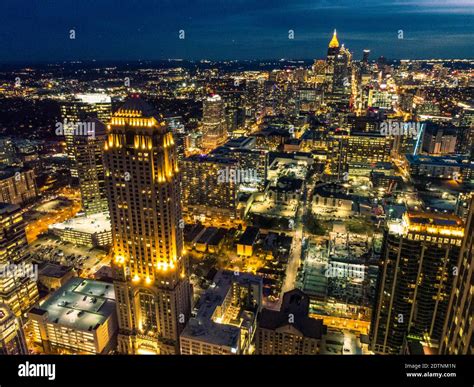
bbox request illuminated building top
[329,29,339,48]
[388,211,465,239]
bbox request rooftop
[181,270,262,349]
[39,263,74,279]
[258,289,326,339]
[49,213,111,234]
[30,277,116,332]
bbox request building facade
[440,198,473,354]
[0,203,39,318]
[0,302,27,354]
[370,212,465,354]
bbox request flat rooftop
[39,262,73,279]
[31,277,116,332]
[49,213,111,234]
[181,271,262,349]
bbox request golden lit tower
[103,96,192,354]
[325,29,340,92]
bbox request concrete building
[371,212,465,354]
[28,277,117,354]
[440,198,473,355]
[181,154,240,225]
[201,95,227,151]
[60,93,112,178]
[49,213,112,248]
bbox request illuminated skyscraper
[440,198,473,354]
[0,203,38,319]
[201,95,227,151]
[60,94,112,177]
[370,212,465,354]
[325,29,340,93]
[324,30,352,105]
[73,118,109,216]
[103,96,192,354]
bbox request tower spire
[329,29,339,48]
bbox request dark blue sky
[0,0,473,62]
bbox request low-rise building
[180,270,262,355]
[38,263,76,292]
[49,213,112,248]
[237,226,260,257]
[256,289,326,354]
[28,277,117,354]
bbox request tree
[303,211,326,235]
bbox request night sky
[0,0,473,62]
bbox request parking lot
[28,236,109,278]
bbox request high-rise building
[211,144,268,191]
[0,203,39,318]
[346,132,393,165]
[256,289,326,355]
[201,95,227,151]
[324,29,352,102]
[180,154,240,225]
[60,93,112,177]
[73,118,109,216]
[370,212,465,354]
[0,167,37,206]
[440,198,473,354]
[0,302,27,354]
[325,29,340,93]
[103,96,192,354]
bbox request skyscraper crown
[329,29,339,48]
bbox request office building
[103,96,192,354]
[60,93,112,177]
[325,30,340,93]
[73,118,109,216]
[180,154,240,224]
[0,167,37,206]
[346,132,393,165]
[28,277,117,354]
